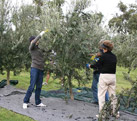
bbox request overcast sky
[91,0,136,22]
[11,0,136,22]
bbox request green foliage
[109,2,137,34]
[128,14,137,32]
[119,73,137,113]
[110,18,137,114]
[0,1,39,83]
[33,0,43,6]
[34,0,107,99]
[98,96,120,121]
[118,1,127,12]
[109,3,137,112]
[0,0,107,97]
[112,32,137,72]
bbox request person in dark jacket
[88,40,119,117]
[90,49,109,105]
[23,31,46,109]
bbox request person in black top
[89,40,109,105]
[88,40,119,118]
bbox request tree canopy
[33,0,108,99]
[109,2,137,34]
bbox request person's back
[100,51,117,74]
[96,40,119,118]
[29,43,45,71]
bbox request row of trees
[108,2,137,115]
[0,0,137,99]
[0,0,38,84]
[29,0,108,99]
[109,2,137,73]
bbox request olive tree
[0,0,38,84]
[35,0,107,99]
[108,2,137,73]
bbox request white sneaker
[115,111,120,118]
[96,114,105,118]
[36,103,46,107]
[23,103,28,109]
[42,82,48,85]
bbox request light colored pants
[98,74,117,113]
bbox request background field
[0,66,136,92]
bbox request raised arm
[29,31,45,50]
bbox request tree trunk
[7,70,10,85]
[62,78,68,104]
[78,80,81,87]
[68,76,74,100]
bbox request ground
[0,85,137,121]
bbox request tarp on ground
[41,87,93,103]
[41,87,137,115]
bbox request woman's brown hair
[102,40,114,51]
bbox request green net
[41,87,137,115]
[41,87,93,103]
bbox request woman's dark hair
[29,36,36,42]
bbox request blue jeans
[91,73,109,102]
[24,67,44,105]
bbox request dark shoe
[92,101,98,105]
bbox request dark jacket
[29,35,45,70]
[91,51,117,74]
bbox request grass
[0,70,62,91]
[0,107,35,121]
[116,66,137,93]
[0,66,137,121]
[1,66,136,92]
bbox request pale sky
[11,0,136,22]
[91,0,136,22]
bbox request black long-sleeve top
[90,51,117,74]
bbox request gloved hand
[40,31,45,36]
[90,55,96,61]
[94,57,99,62]
[86,64,90,69]
[44,29,49,33]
